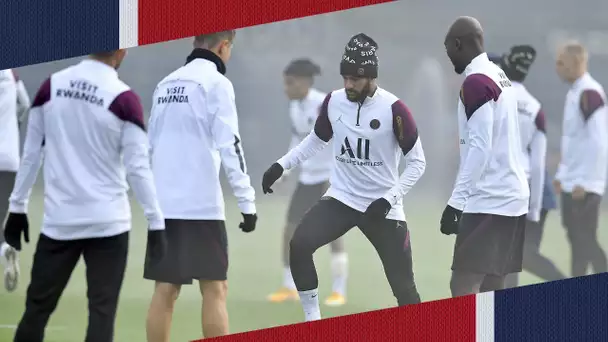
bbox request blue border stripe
[494,273,608,341]
[1,0,120,69]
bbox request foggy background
[4,2,608,339]
[13,0,608,203]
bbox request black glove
[440,205,462,235]
[4,213,29,251]
[146,229,168,266]
[239,213,257,233]
[262,163,284,194]
[361,198,392,226]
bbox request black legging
[289,197,421,306]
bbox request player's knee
[154,282,180,307]
[289,235,316,259]
[449,271,480,297]
[200,280,228,303]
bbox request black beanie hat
[502,45,536,79]
[340,33,379,78]
[284,58,321,77]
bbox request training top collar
[186,48,226,75]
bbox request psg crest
[370,119,380,130]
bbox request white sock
[298,289,321,321]
[330,252,348,296]
[0,242,8,258]
[283,267,296,290]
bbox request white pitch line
[0,324,65,330]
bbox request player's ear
[455,38,462,50]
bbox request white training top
[513,81,547,222]
[9,59,164,240]
[448,53,530,217]
[0,70,20,172]
[287,88,333,185]
[148,50,256,220]
[278,87,426,222]
[555,72,608,196]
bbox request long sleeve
[8,78,49,213]
[578,89,608,189]
[448,75,496,211]
[210,81,256,214]
[113,90,165,230]
[383,100,426,205]
[15,80,31,124]
[527,110,547,222]
[277,93,333,171]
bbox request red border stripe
[138,0,394,46]
[194,295,476,342]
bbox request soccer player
[145,31,257,341]
[267,59,349,306]
[488,48,566,287]
[441,17,530,296]
[4,50,167,342]
[0,69,30,292]
[262,33,426,321]
[554,41,608,277]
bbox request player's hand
[239,213,257,233]
[526,210,540,223]
[440,205,462,235]
[4,213,29,251]
[361,198,392,226]
[262,163,284,194]
[552,179,561,194]
[146,229,168,265]
[572,185,586,201]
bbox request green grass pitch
[0,189,606,341]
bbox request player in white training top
[488,48,566,288]
[0,69,30,292]
[262,33,426,322]
[146,31,257,340]
[4,50,166,342]
[267,59,349,306]
[441,17,529,297]
[554,41,608,277]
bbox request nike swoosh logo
[311,294,318,298]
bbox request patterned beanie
[502,45,537,79]
[340,33,379,78]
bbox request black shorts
[452,213,526,276]
[144,219,228,284]
[560,192,602,233]
[286,182,328,225]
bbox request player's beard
[449,56,465,75]
[454,64,465,75]
[346,81,371,103]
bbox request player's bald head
[558,40,588,64]
[444,16,485,75]
[555,40,588,82]
[446,16,484,42]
